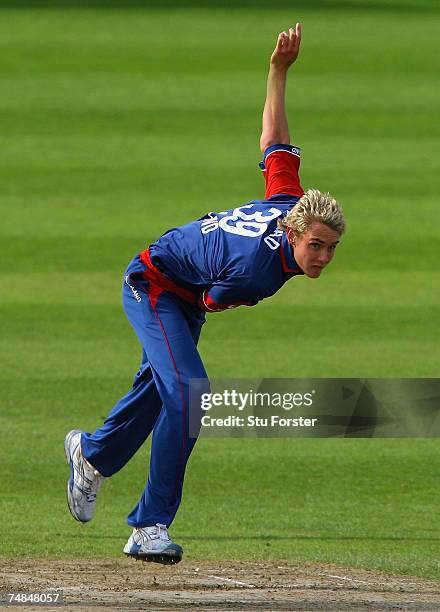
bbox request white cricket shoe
[123,524,183,565]
[64,429,104,522]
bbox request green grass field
[1,1,439,580]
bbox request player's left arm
[259,24,304,199]
[260,23,301,152]
[198,279,259,312]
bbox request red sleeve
[260,144,304,199]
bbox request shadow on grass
[62,533,440,542]
[0,0,438,12]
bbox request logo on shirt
[125,275,142,302]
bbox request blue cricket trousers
[81,254,207,528]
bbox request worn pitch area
[1,559,440,611]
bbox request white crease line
[329,574,352,581]
[328,574,370,585]
[209,575,256,588]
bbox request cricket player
[64,23,345,565]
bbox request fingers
[288,23,301,51]
[272,22,301,65]
[276,30,288,51]
[276,23,301,53]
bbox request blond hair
[277,189,346,236]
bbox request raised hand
[270,23,302,69]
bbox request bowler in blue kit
[64,23,346,564]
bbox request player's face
[289,222,340,278]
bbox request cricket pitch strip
[1,559,439,611]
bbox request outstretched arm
[260,23,302,153]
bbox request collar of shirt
[280,232,304,276]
